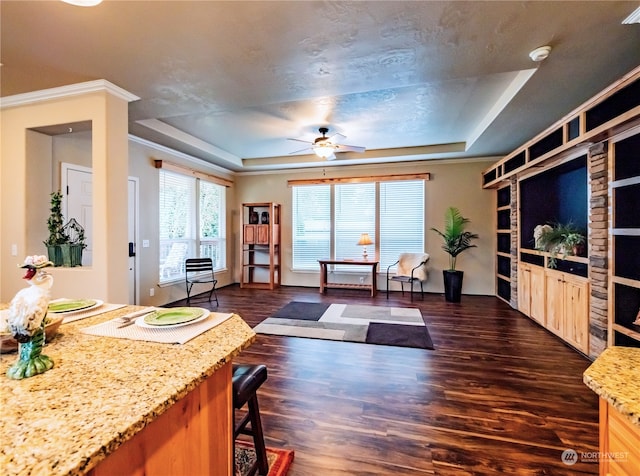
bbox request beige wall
[1,91,129,303]
[235,159,496,296]
[127,139,237,306]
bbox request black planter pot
[443,270,464,302]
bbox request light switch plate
[143,240,150,248]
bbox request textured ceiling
[2,1,639,172]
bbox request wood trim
[154,159,234,187]
[287,172,430,187]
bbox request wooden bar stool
[232,363,269,476]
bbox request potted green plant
[44,191,69,266]
[43,191,86,267]
[431,207,479,302]
[534,222,585,268]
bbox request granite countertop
[583,346,640,426]
[0,305,255,476]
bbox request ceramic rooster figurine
[6,255,55,379]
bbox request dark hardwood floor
[174,285,599,475]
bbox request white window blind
[379,180,425,269]
[291,179,425,271]
[159,170,194,282]
[159,170,226,283]
[199,179,226,269]
[292,185,331,270]
[335,183,375,265]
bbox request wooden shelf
[610,130,640,347]
[241,202,281,290]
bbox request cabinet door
[529,266,546,325]
[256,225,269,245]
[564,276,590,354]
[243,225,256,244]
[545,270,564,337]
[518,264,531,316]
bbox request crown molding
[128,134,236,178]
[0,79,139,109]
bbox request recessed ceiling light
[529,46,552,62]
[622,6,640,24]
[61,0,103,6]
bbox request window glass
[335,183,375,266]
[292,185,331,270]
[291,179,425,272]
[379,180,425,269]
[159,170,225,283]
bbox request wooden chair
[386,253,429,301]
[185,258,218,306]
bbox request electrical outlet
[149,288,155,297]
[359,276,364,284]
[11,244,18,256]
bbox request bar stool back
[232,363,269,476]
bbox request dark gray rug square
[271,301,329,321]
[254,301,434,350]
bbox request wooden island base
[89,362,232,476]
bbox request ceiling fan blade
[287,137,313,144]
[325,152,337,160]
[328,132,346,141]
[289,146,313,155]
[336,144,366,153]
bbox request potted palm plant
[431,207,479,302]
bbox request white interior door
[62,163,140,304]
[63,164,93,266]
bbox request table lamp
[357,233,373,260]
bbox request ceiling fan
[288,127,366,160]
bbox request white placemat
[80,312,234,344]
[56,303,127,324]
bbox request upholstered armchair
[386,253,430,301]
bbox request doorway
[62,163,140,304]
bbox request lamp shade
[357,233,373,246]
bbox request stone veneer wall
[588,142,609,358]
[509,177,519,309]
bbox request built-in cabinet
[609,130,640,347]
[495,185,512,303]
[483,64,640,357]
[518,259,590,354]
[240,202,281,290]
[545,269,590,354]
[517,262,545,326]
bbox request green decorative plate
[141,307,208,327]
[48,299,99,313]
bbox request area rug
[235,441,294,476]
[254,301,434,350]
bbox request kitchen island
[583,346,640,475]
[0,305,256,476]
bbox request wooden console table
[318,259,379,297]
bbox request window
[292,180,424,271]
[292,185,331,270]
[379,180,424,267]
[159,170,226,283]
